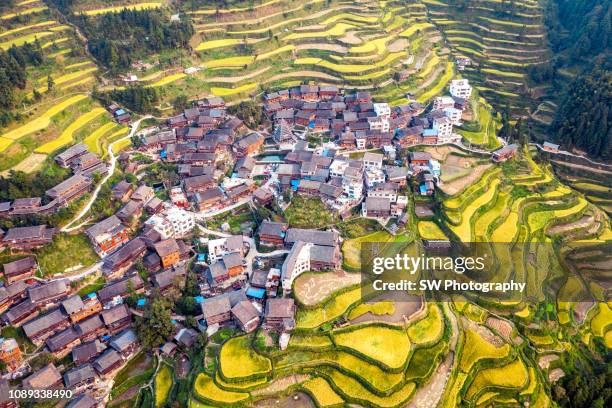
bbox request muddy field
[294,270,361,306]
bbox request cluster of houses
[0,144,108,252]
[0,256,141,406]
[264,81,474,150]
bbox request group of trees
[550,65,611,160]
[95,85,161,113]
[228,100,266,129]
[543,0,611,159]
[72,9,193,72]
[0,42,44,127]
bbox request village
[0,80,524,407]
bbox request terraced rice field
[424,0,549,112]
[35,107,107,153]
[125,0,447,104]
[82,2,162,15]
[0,94,88,146]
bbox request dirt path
[62,116,150,232]
[406,303,459,408]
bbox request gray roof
[3,225,51,242]
[93,349,122,373]
[101,304,130,326]
[0,280,28,304]
[310,245,336,264]
[109,329,138,353]
[285,228,337,247]
[72,340,106,363]
[46,327,79,352]
[174,328,198,347]
[66,394,97,408]
[86,215,123,239]
[365,197,391,211]
[265,298,295,319]
[98,275,144,303]
[231,300,259,326]
[64,364,95,388]
[61,295,85,315]
[23,309,68,339]
[28,279,69,303]
[153,239,180,258]
[3,256,36,276]
[23,364,62,389]
[201,296,231,319]
[75,315,105,337]
[153,267,185,290]
[3,299,37,325]
[222,252,243,269]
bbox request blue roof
[231,172,238,178]
[102,335,110,341]
[246,287,266,299]
[115,109,125,116]
[308,120,315,129]
[197,254,206,262]
[423,129,438,136]
[87,293,96,299]
[160,150,167,159]
[322,148,329,156]
[419,185,427,194]
[171,319,177,325]
[137,299,146,306]
[291,180,299,191]
[194,296,204,304]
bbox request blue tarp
[308,120,315,129]
[246,287,266,299]
[419,185,427,194]
[291,180,299,191]
[197,254,206,262]
[87,293,96,299]
[102,335,110,341]
[137,299,146,307]
[115,109,125,116]
[171,319,177,325]
[194,296,204,304]
[160,150,167,159]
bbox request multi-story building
[2,256,37,284]
[153,239,181,269]
[433,96,456,110]
[432,116,453,143]
[258,221,288,248]
[145,206,195,239]
[449,79,472,99]
[443,107,463,126]
[0,338,22,371]
[85,215,130,257]
[362,152,384,170]
[46,174,92,206]
[208,236,244,263]
[61,295,102,323]
[2,225,56,250]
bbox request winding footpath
[62,116,151,232]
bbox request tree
[46,74,54,92]
[172,95,189,112]
[134,297,174,350]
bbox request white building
[363,152,384,170]
[368,116,390,133]
[368,183,398,203]
[342,167,364,199]
[443,107,463,126]
[373,103,391,119]
[207,235,244,263]
[281,242,313,292]
[449,79,472,99]
[433,116,453,143]
[329,159,350,178]
[365,167,386,188]
[145,206,195,239]
[433,96,455,110]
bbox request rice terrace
[0,0,609,408]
